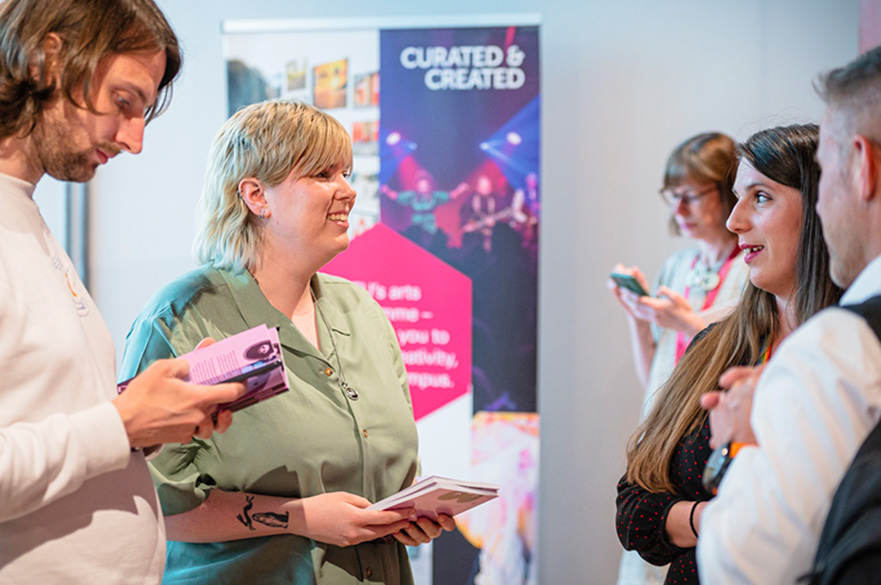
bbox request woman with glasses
[616,124,842,585]
[609,132,749,585]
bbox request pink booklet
[368,475,500,519]
[118,324,289,413]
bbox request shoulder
[691,321,719,346]
[136,266,229,324]
[657,248,699,289]
[785,306,881,354]
[756,306,881,410]
[657,247,699,280]
[791,306,881,372]
[665,247,700,266]
[121,267,236,375]
[315,272,392,333]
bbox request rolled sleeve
[616,475,687,565]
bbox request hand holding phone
[610,272,649,297]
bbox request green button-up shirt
[119,267,419,585]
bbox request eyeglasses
[659,184,718,207]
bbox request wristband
[689,501,700,538]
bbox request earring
[259,209,267,219]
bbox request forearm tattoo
[236,495,290,531]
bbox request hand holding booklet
[368,476,500,519]
[118,324,289,413]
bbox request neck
[775,295,798,342]
[250,258,315,319]
[0,134,44,185]
[697,233,737,265]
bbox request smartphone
[610,272,649,297]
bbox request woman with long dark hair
[616,124,843,585]
[611,131,749,585]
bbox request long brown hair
[0,0,181,139]
[626,124,843,493]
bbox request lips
[740,243,764,263]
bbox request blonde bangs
[290,113,353,179]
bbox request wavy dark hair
[627,123,844,493]
[0,0,181,139]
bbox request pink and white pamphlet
[118,324,289,413]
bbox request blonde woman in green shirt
[120,100,454,585]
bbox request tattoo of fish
[235,495,289,530]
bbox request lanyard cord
[312,287,360,401]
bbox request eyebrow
[117,81,155,109]
[740,180,772,191]
[732,180,773,198]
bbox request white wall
[85,1,859,583]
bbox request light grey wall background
[65,1,859,583]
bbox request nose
[115,116,146,154]
[336,174,357,202]
[726,198,747,233]
[672,196,689,216]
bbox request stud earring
[258,209,266,219]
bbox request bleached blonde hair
[193,99,352,272]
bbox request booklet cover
[368,475,500,519]
[118,324,289,413]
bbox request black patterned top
[616,419,714,585]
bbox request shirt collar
[216,269,350,363]
[311,275,351,338]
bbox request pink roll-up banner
[224,15,540,584]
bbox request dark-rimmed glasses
[659,184,718,207]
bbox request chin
[747,271,766,292]
[49,166,97,184]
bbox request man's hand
[701,365,764,449]
[113,357,245,448]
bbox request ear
[29,33,63,84]
[853,134,880,203]
[238,178,271,218]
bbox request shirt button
[324,367,333,376]
[362,429,368,438]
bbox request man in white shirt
[697,47,881,584]
[0,1,244,583]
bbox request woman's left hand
[632,285,705,336]
[392,514,456,546]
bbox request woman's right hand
[296,492,413,547]
[607,264,651,321]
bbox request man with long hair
[698,46,881,585]
[0,1,243,582]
